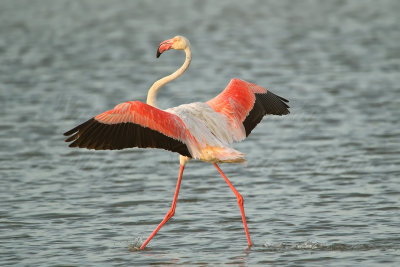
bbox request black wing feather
[243,91,290,136]
[64,118,192,157]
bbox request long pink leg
[140,164,185,250]
[213,163,252,247]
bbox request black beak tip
[156,49,161,58]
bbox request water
[1,0,399,265]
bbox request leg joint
[236,193,244,206]
[166,207,175,220]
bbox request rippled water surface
[1,0,399,266]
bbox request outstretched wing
[207,79,289,137]
[63,101,192,157]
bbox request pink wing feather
[207,79,289,137]
[64,101,193,156]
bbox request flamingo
[64,36,290,250]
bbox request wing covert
[207,79,290,137]
[64,101,192,156]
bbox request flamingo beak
[157,38,174,58]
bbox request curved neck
[146,46,192,107]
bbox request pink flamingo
[64,36,290,250]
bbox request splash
[127,236,145,252]
[263,240,380,251]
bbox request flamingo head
[157,36,189,58]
